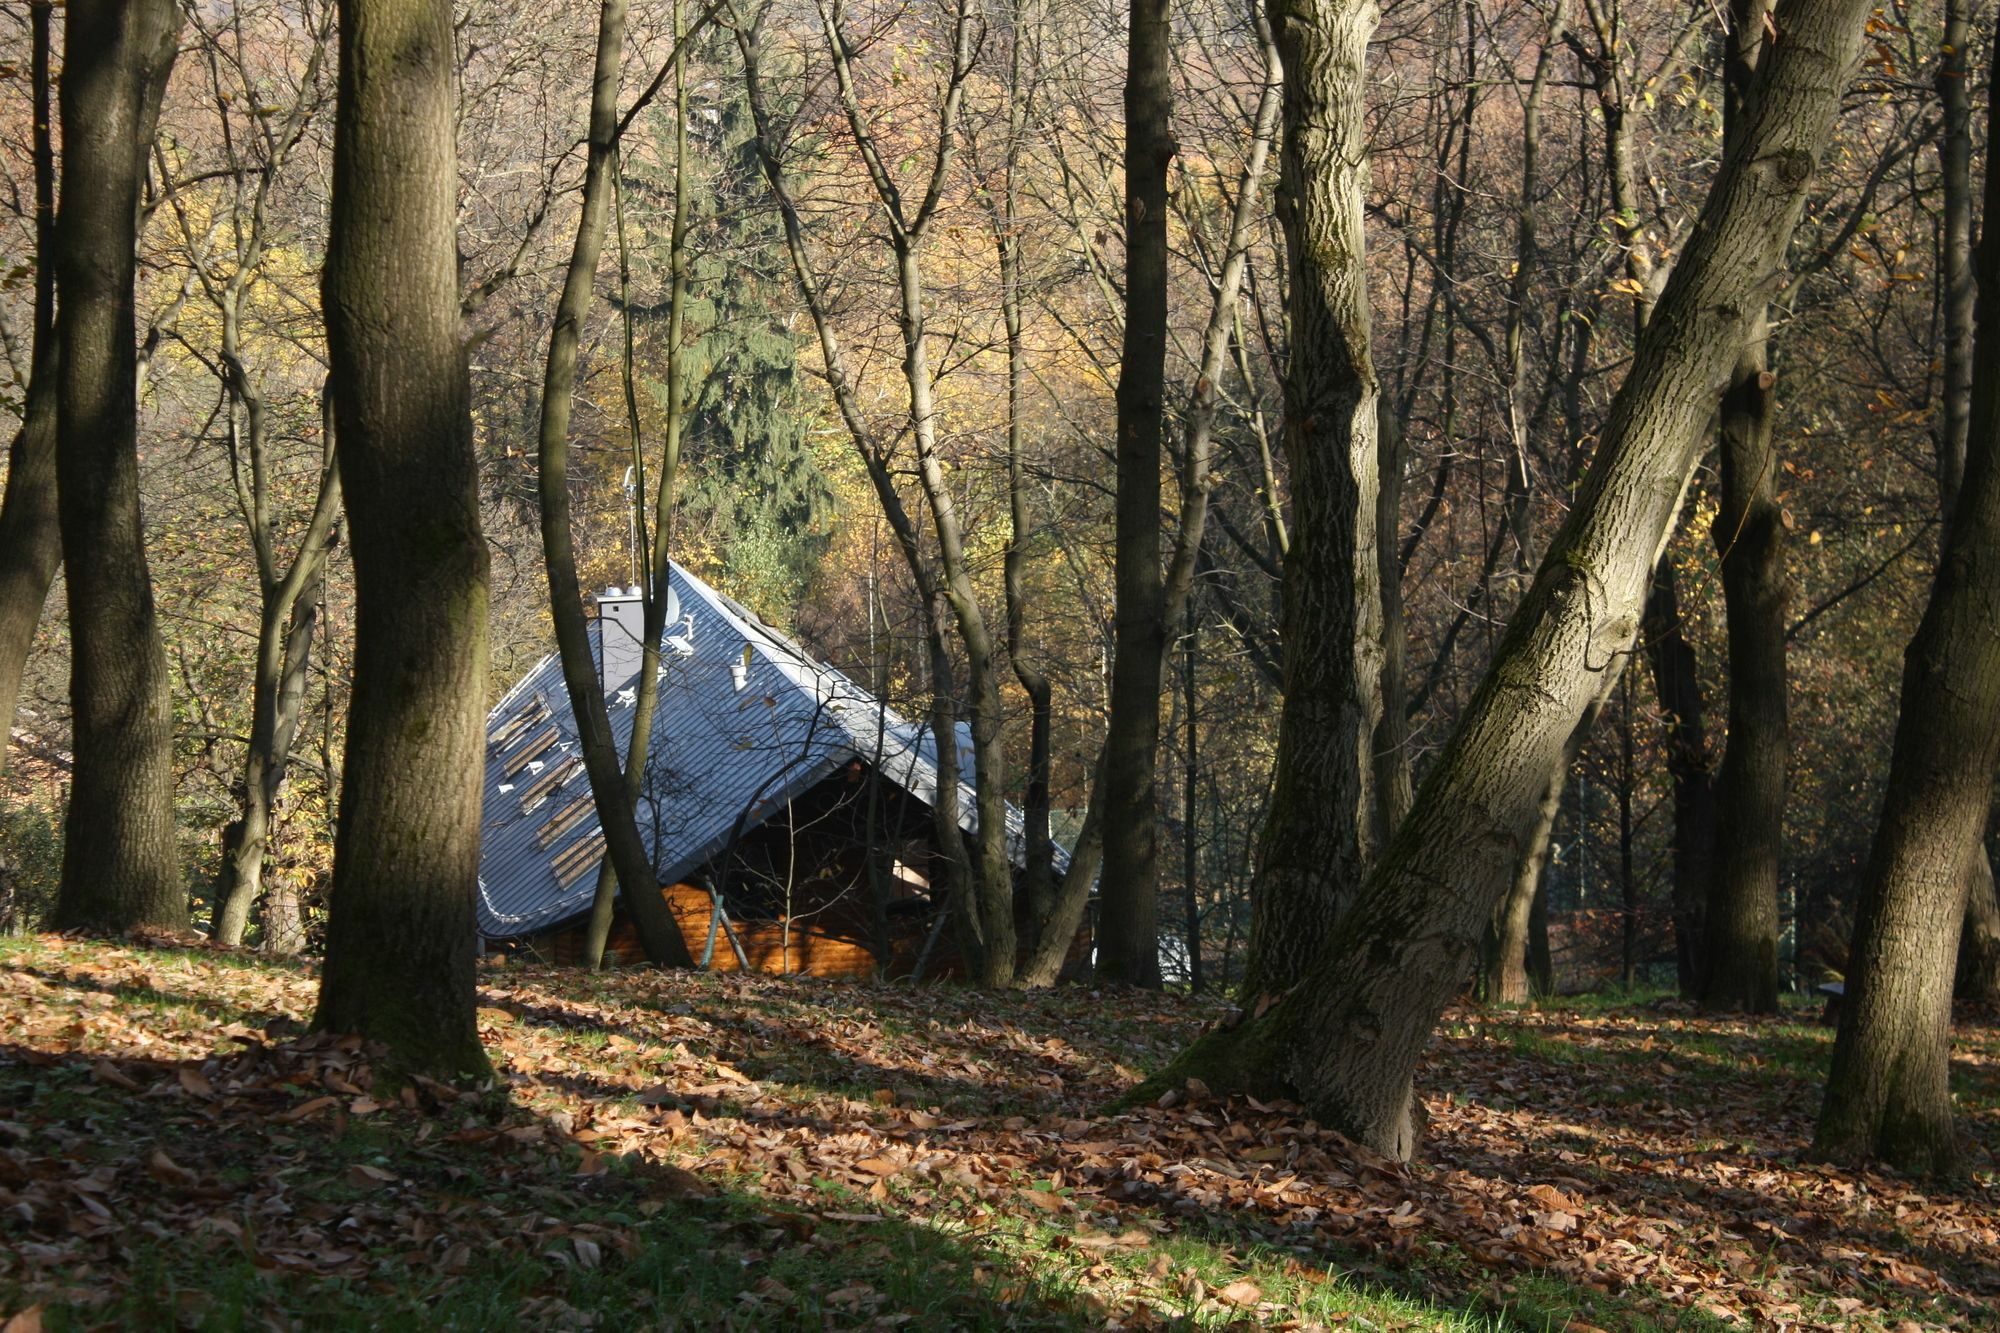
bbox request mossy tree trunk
[1168,0,1876,1159]
[311,0,493,1077]
[50,0,186,936]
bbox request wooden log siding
[537,793,596,848]
[501,726,559,776]
[517,755,581,812]
[550,827,605,885]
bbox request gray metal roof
[476,560,1060,940]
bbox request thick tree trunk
[1815,16,2000,1171]
[1162,0,1875,1158]
[539,0,693,970]
[1642,560,1717,993]
[1096,0,1173,988]
[50,0,186,936]
[1703,1,1786,1014]
[0,2,62,780]
[311,0,493,1076]
[1238,0,1383,1002]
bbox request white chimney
[597,586,646,696]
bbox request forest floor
[0,936,1995,1331]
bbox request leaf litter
[0,935,1994,1329]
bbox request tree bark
[0,1,62,781]
[1484,17,1560,1004]
[738,0,1010,982]
[1814,10,2000,1172]
[1237,0,1383,1002]
[1703,0,1786,1015]
[1642,559,1717,994]
[1958,844,2000,1003]
[584,4,696,970]
[1023,3,1280,988]
[311,0,493,1076]
[177,13,339,948]
[1373,404,1413,844]
[49,0,187,936]
[1937,0,2000,1008]
[1703,315,1786,1012]
[994,1,1059,964]
[1160,0,1876,1159]
[537,0,694,970]
[1096,0,1173,988]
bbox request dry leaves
[1,935,1994,1330]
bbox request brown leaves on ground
[0,935,1995,1330]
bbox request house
[477,560,1072,977]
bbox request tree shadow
[0,1038,1116,1330]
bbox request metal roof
[476,561,1060,940]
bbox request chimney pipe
[596,586,646,697]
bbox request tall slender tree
[311,0,492,1075]
[1095,0,1173,988]
[0,1,62,777]
[1937,0,2000,1005]
[49,0,186,935]
[1159,0,1877,1158]
[1814,3,2000,1176]
[536,0,695,970]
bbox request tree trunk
[1160,0,1876,1159]
[1484,19,1560,1005]
[1096,0,1173,988]
[311,0,493,1076]
[1958,845,2000,1003]
[542,0,694,970]
[49,0,186,936]
[1702,0,1786,1014]
[585,8,695,971]
[1039,3,1278,989]
[1642,559,1717,994]
[1937,0,2000,1008]
[1182,626,1202,992]
[0,1,62,781]
[213,437,342,947]
[1373,404,1413,843]
[994,0,1059,964]
[1704,316,1786,1013]
[1238,0,1383,1002]
[1815,13,2000,1171]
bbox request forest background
[2,0,1982,1005]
